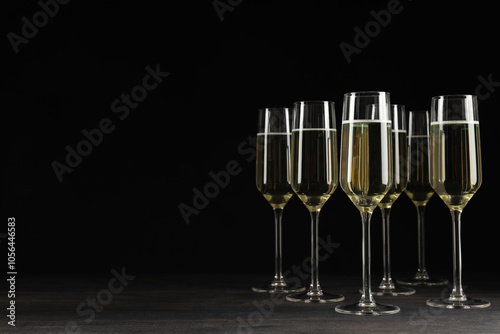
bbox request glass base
[427,297,491,309]
[252,282,306,294]
[396,277,448,286]
[335,302,400,315]
[360,286,416,296]
[286,291,344,303]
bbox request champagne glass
[372,105,415,296]
[397,111,448,286]
[426,95,490,309]
[253,107,305,293]
[286,101,344,303]
[335,92,399,315]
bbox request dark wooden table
[5,272,500,333]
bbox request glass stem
[380,207,394,289]
[449,209,466,301]
[415,205,429,280]
[272,208,285,286]
[309,210,322,295]
[359,211,375,306]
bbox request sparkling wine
[256,133,294,209]
[340,120,392,212]
[405,135,434,206]
[291,129,337,212]
[379,130,409,209]
[430,121,481,210]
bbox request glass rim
[343,91,390,97]
[257,106,289,112]
[293,100,335,105]
[431,94,477,100]
[430,94,479,122]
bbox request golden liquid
[291,129,337,212]
[405,135,434,206]
[340,121,392,213]
[256,133,294,209]
[430,122,481,211]
[379,130,409,209]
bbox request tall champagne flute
[426,95,490,309]
[398,111,448,286]
[286,101,344,303]
[335,92,399,315]
[372,105,415,296]
[253,107,305,293]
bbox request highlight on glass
[426,95,490,309]
[253,107,305,294]
[286,101,344,303]
[335,91,400,315]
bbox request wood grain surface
[8,272,500,333]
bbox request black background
[2,0,499,278]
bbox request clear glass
[253,107,305,293]
[397,110,448,287]
[426,95,490,309]
[286,101,344,303]
[335,92,399,315]
[372,105,415,296]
